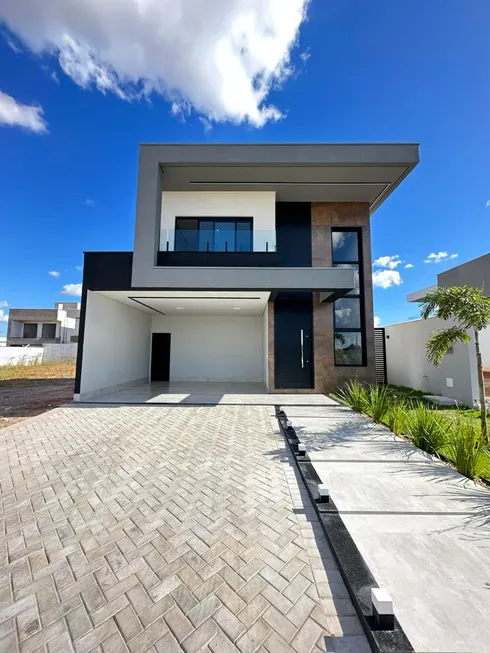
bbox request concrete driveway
[0,404,368,653]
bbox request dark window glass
[175,218,252,252]
[332,231,359,262]
[334,298,361,329]
[334,332,363,366]
[23,323,37,338]
[333,264,359,295]
[175,218,198,251]
[215,221,235,252]
[198,221,213,252]
[236,221,253,252]
[42,324,56,339]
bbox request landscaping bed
[333,380,490,483]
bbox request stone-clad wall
[311,202,376,392]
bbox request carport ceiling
[98,290,269,316]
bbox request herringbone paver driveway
[0,404,369,653]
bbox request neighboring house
[75,143,419,401]
[7,302,81,347]
[386,253,490,405]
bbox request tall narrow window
[332,229,365,366]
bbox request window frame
[331,227,367,367]
[174,217,253,252]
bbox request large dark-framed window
[332,228,366,366]
[174,217,253,252]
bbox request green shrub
[365,384,394,423]
[444,417,490,480]
[385,397,409,435]
[333,379,368,413]
[404,404,451,455]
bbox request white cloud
[6,37,21,53]
[0,0,309,127]
[48,270,60,278]
[404,263,414,269]
[61,283,82,296]
[0,309,8,323]
[83,198,96,207]
[372,270,403,289]
[0,300,8,308]
[374,316,381,327]
[486,200,490,207]
[75,265,83,271]
[424,251,458,264]
[373,255,403,270]
[0,90,47,133]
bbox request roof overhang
[128,266,355,302]
[142,143,419,213]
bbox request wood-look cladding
[311,203,376,392]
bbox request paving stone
[0,406,366,653]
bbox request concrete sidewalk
[284,400,490,653]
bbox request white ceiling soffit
[98,290,270,316]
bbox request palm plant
[419,286,490,443]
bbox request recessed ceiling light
[233,307,242,311]
[176,306,184,310]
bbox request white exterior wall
[262,307,269,389]
[385,317,479,407]
[43,344,78,361]
[79,292,152,398]
[160,191,276,251]
[0,347,43,366]
[478,325,490,370]
[152,315,263,382]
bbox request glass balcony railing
[159,229,277,253]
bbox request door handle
[300,329,304,368]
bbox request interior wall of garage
[80,292,152,397]
[151,315,263,382]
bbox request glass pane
[175,218,198,251]
[332,231,359,262]
[199,221,214,252]
[236,222,252,252]
[334,332,363,365]
[215,222,235,252]
[334,264,360,295]
[334,298,361,329]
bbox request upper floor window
[175,218,252,252]
[332,229,366,366]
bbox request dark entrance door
[151,333,171,382]
[274,295,314,389]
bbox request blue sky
[1,0,489,334]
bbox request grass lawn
[0,359,76,385]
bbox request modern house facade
[7,302,80,347]
[386,253,490,405]
[75,143,419,401]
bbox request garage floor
[83,382,333,406]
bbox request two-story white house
[74,143,418,401]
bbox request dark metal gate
[374,327,387,384]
